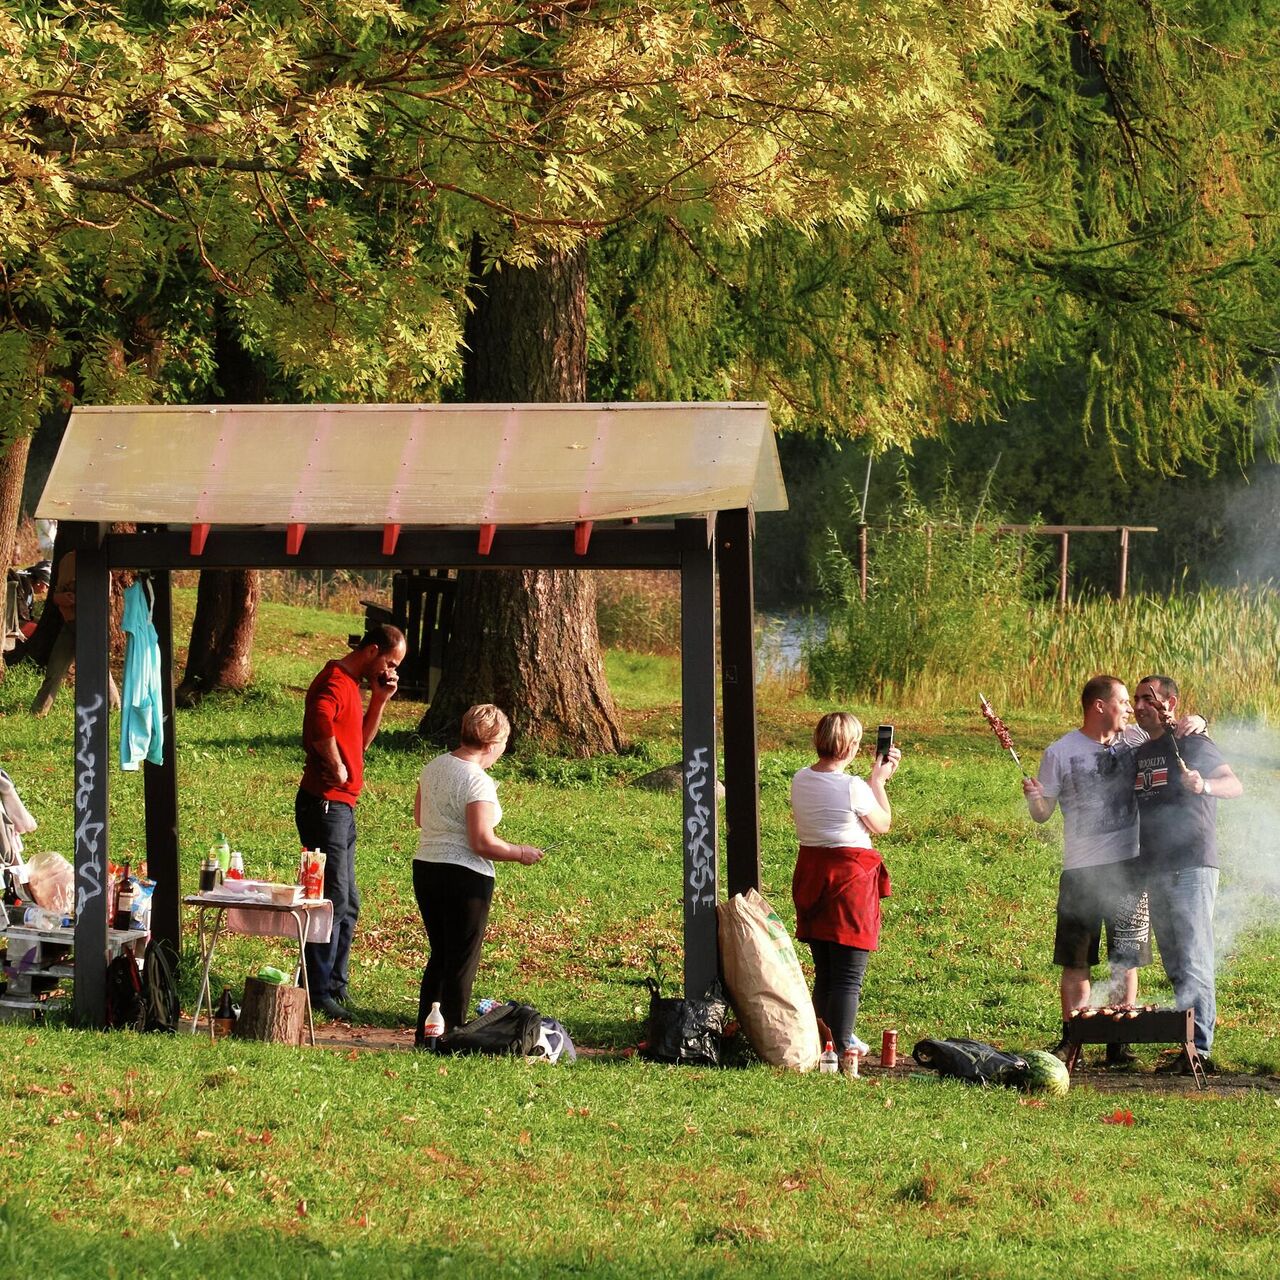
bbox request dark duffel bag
[912,1037,1029,1087]
[436,1001,544,1056]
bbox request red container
[298,849,327,901]
[881,1029,898,1069]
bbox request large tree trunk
[420,239,626,756]
[175,568,260,706]
[175,316,268,706]
[0,432,31,680]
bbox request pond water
[756,609,827,675]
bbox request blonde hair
[460,704,511,749]
[813,712,862,761]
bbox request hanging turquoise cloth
[120,580,164,770]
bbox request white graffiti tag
[684,746,716,911]
[74,695,105,916]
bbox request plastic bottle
[213,986,237,1038]
[225,851,245,881]
[819,1039,839,1074]
[422,1001,446,1051]
[211,833,231,876]
[840,1045,861,1079]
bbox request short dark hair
[353,623,405,654]
[1081,674,1124,713]
[1138,673,1179,700]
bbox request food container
[298,850,326,900]
[267,883,302,906]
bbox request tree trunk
[420,239,626,756]
[175,569,261,707]
[0,432,31,680]
[234,975,307,1045]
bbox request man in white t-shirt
[1023,674,1150,1062]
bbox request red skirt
[792,845,891,950]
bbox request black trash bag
[911,1037,1030,1088]
[436,1001,544,1056]
[644,978,728,1066]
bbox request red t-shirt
[299,661,364,805]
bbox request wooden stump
[233,976,307,1045]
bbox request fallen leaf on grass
[174,1166,194,1177]
[1019,1097,1047,1109]
[1102,1109,1135,1126]
[781,1176,808,1193]
[296,1199,308,1218]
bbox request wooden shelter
[36,402,788,1026]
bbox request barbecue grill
[1064,1006,1206,1089]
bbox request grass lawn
[2,592,1278,1278]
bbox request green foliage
[808,472,1045,700]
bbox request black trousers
[809,939,870,1051]
[413,859,494,1035]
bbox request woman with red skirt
[791,712,901,1061]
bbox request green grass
[2,592,1279,1277]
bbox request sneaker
[849,1035,870,1056]
[1104,1043,1138,1068]
[316,996,352,1021]
[1156,1049,1216,1076]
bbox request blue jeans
[1147,866,1218,1053]
[808,940,870,1051]
[295,789,359,1002]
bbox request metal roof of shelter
[38,401,787,527]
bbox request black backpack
[140,937,181,1033]
[104,953,144,1031]
[436,1001,543,1056]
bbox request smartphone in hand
[875,724,894,763]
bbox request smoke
[1221,460,1280,586]
[1211,721,1280,966]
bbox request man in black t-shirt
[1133,674,1242,1072]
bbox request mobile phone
[875,724,894,763]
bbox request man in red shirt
[297,623,406,1019]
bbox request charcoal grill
[1065,1006,1205,1089]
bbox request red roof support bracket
[286,523,306,555]
[382,523,401,556]
[574,521,593,555]
[477,524,496,555]
[189,524,210,556]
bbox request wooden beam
[718,508,761,897]
[143,570,181,954]
[678,516,719,999]
[71,528,111,1028]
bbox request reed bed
[828,586,1280,721]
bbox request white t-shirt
[790,767,876,847]
[1037,728,1142,870]
[415,753,501,878]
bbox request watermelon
[1020,1049,1071,1097]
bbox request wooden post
[144,568,181,954]
[71,523,111,1028]
[1117,527,1131,600]
[234,976,308,1044]
[1058,531,1070,608]
[717,507,761,898]
[857,523,868,602]
[678,516,719,999]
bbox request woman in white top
[412,704,544,1041]
[790,711,900,1062]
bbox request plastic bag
[644,978,728,1066]
[436,1001,544,1056]
[24,851,74,916]
[717,888,820,1071]
[911,1038,1030,1087]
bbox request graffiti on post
[74,694,105,916]
[684,746,716,912]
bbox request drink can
[881,1029,898,1069]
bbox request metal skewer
[979,693,1029,778]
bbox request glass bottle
[213,986,237,1038]
[113,863,135,932]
